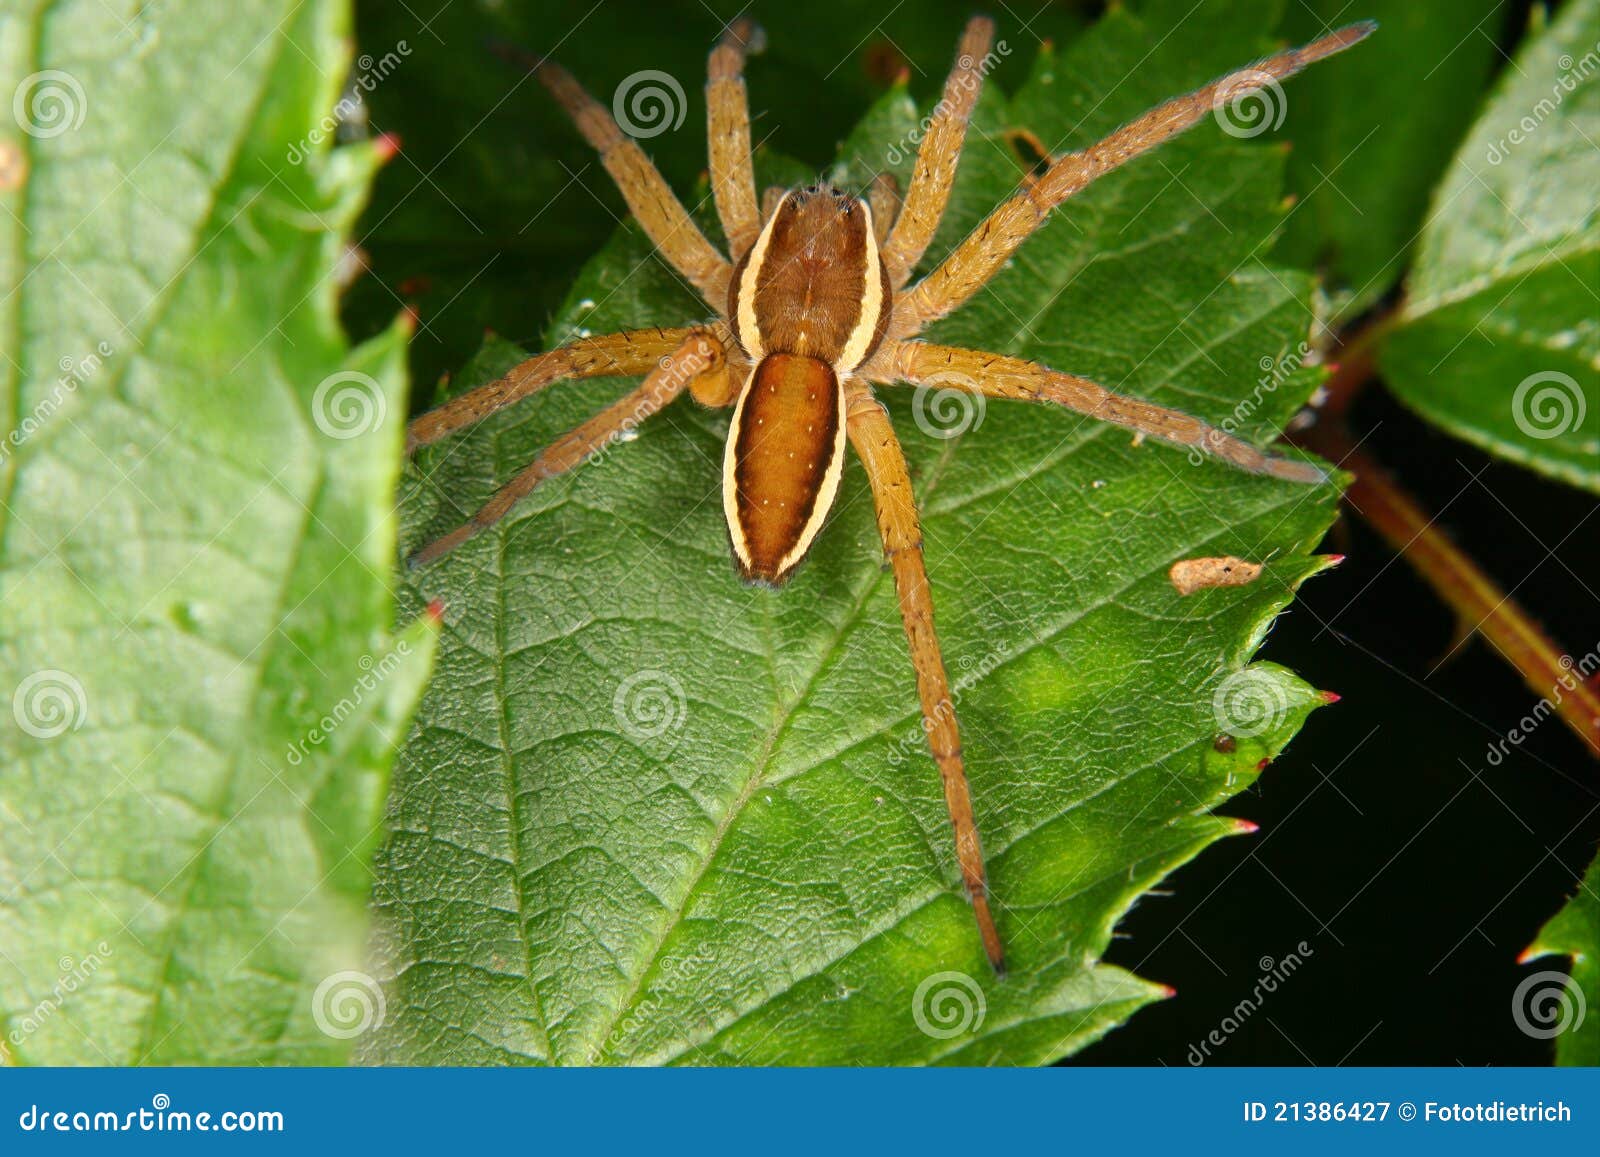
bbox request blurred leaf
[1378,0,1600,493]
[1272,0,1508,321]
[0,0,432,1064]
[1521,852,1599,1065]
[368,0,1341,1065]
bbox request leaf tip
[374,132,402,164]
[1318,689,1342,705]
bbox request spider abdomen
[722,352,846,585]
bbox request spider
[405,15,1374,974]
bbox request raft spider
[406,15,1374,971]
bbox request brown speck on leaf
[1213,733,1237,754]
[1169,555,1263,595]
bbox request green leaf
[0,0,432,1064]
[1521,851,1600,1065]
[372,0,1340,1066]
[1271,0,1508,321]
[1378,0,1600,493]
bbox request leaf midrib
[1407,234,1600,320]
[584,433,962,1063]
[567,290,1314,1062]
[652,724,1229,1066]
[582,462,1302,1064]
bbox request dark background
[343,0,1598,1064]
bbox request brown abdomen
[724,353,846,585]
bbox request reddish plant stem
[1293,349,1600,761]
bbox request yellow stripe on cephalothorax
[732,190,790,363]
[834,198,885,375]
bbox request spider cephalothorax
[406,15,1375,972]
